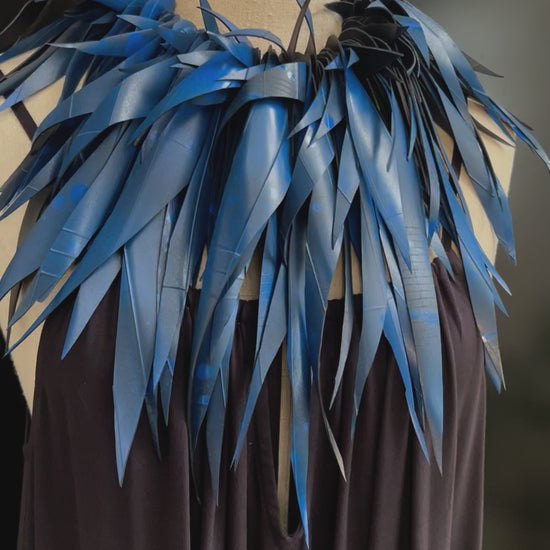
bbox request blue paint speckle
[409,310,439,326]
[70,183,87,204]
[196,362,215,380]
[312,202,322,213]
[195,394,210,406]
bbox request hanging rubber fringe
[1,0,549,545]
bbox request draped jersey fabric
[1,329,29,550]
[17,245,486,550]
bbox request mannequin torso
[0,3,524,545]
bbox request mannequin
[2,2,537,549]
[0,0,517,540]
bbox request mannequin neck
[174,0,342,54]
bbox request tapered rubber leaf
[329,232,354,409]
[152,110,220,390]
[389,86,443,469]
[63,252,122,358]
[352,186,387,433]
[189,98,292,447]
[304,140,346,477]
[333,129,360,247]
[286,216,310,547]
[114,209,165,483]
[200,267,247,501]
[0,18,72,63]
[232,261,287,466]
[345,67,410,268]
[281,122,334,241]
[56,29,157,56]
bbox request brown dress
[17,246,486,550]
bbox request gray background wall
[413,0,550,548]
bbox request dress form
[0,1,524,545]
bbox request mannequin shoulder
[0,55,64,412]
[437,98,517,265]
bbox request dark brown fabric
[1,329,30,549]
[17,247,486,550]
